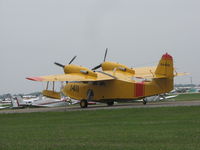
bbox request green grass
[0,106,200,150]
[174,93,200,101]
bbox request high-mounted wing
[133,66,159,79]
[174,72,190,77]
[134,66,189,79]
[26,72,115,82]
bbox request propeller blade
[92,64,101,70]
[92,48,108,70]
[69,56,77,64]
[54,62,65,68]
[103,48,108,62]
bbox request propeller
[92,48,108,70]
[68,56,77,65]
[103,48,108,62]
[54,55,77,68]
[92,64,101,71]
[54,62,65,68]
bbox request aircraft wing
[26,72,115,82]
[133,66,187,79]
[0,106,10,109]
[102,67,165,82]
[163,95,178,99]
[134,66,157,74]
[174,72,190,77]
[134,74,167,79]
[133,66,161,79]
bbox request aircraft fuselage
[62,78,173,102]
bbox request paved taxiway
[1,100,200,114]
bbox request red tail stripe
[135,82,145,97]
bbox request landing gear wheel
[143,99,147,105]
[107,101,114,106]
[80,100,88,108]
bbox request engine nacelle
[64,64,97,78]
[101,62,135,74]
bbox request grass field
[0,106,200,150]
[173,93,200,101]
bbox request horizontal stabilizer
[174,72,190,77]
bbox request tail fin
[16,96,25,105]
[11,97,19,108]
[155,53,174,78]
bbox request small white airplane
[11,96,74,108]
[141,94,178,103]
[0,106,10,109]
[0,100,11,109]
[0,99,11,104]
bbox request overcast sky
[0,0,200,94]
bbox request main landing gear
[80,100,88,108]
[107,101,114,106]
[80,89,94,108]
[143,98,147,105]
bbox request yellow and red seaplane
[27,50,184,108]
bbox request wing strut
[46,81,49,90]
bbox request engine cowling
[64,64,97,78]
[101,62,135,74]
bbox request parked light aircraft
[11,96,73,108]
[0,106,10,109]
[136,94,178,102]
[27,50,185,108]
[0,99,11,109]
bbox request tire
[107,101,114,106]
[80,100,88,108]
[143,99,147,105]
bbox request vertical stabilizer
[16,96,24,105]
[11,97,19,108]
[155,53,174,77]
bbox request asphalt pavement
[1,100,200,114]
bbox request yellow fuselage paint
[62,78,173,102]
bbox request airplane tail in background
[16,96,24,105]
[11,96,25,108]
[155,53,174,78]
[11,97,19,108]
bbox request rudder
[155,53,174,78]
